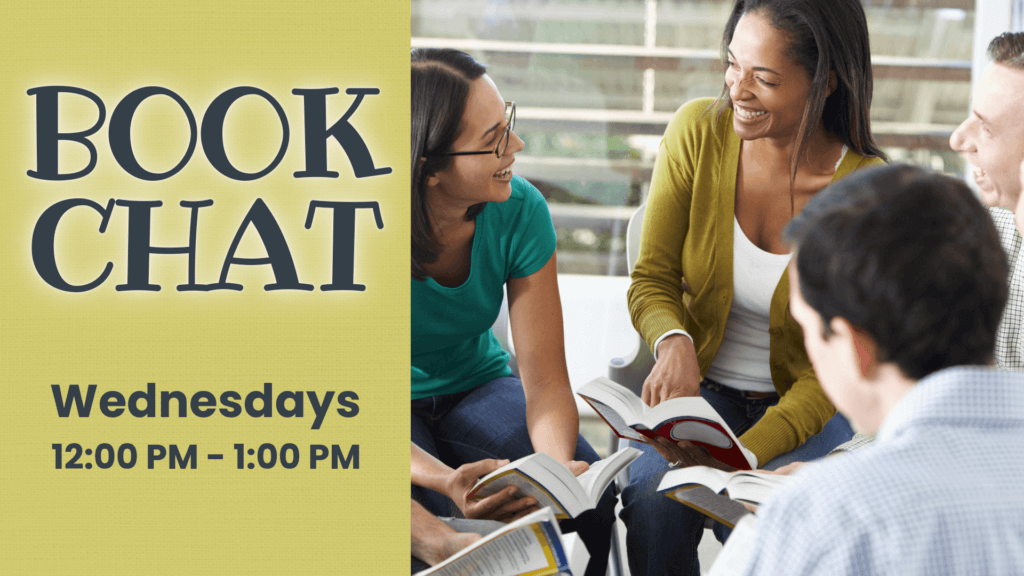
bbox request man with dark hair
[731,164,1024,575]
[812,29,1024,459]
[987,31,1024,73]
[951,30,1024,368]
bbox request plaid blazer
[991,207,1024,370]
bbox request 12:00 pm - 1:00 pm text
[51,443,359,470]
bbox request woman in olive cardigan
[620,1,886,575]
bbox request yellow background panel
[0,1,410,574]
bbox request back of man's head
[989,31,1024,69]
[783,164,1009,379]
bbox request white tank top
[704,217,792,392]
[705,146,847,392]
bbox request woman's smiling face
[725,10,816,143]
[426,74,523,207]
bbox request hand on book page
[643,333,703,406]
[447,459,540,522]
[411,500,485,567]
[564,460,590,476]
[469,449,639,520]
[577,377,757,469]
[414,508,573,576]
[649,436,737,472]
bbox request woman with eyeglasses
[409,48,614,575]
[621,0,887,574]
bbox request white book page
[470,453,584,517]
[658,466,734,494]
[646,397,735,439]
[476,471,569,516]
[659,468,788,505]
[578,377,647,414]
[575,447,640,505]
[728,471,788,484]
[582,397,646,442]
[415,509,566,576]
[578,378,647,417]
[726,474,788,505]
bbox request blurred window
[414,0,992,277]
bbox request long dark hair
[716,0,887,212]
[411,48,488,281]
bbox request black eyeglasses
[428,102,516,159]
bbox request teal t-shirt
[412,176,557,400]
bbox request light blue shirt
[740,366,1024,576]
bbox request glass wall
[413,0,978,276]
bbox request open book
[657,466,790,528]
[468,448,641,519]
[577,377,757,470]
[414,507,580,576]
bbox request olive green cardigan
[628,98,884,465]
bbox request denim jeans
[411,376,616,576]
[619,378,854,576]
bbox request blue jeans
[619,378,854,576]
[411,376,616,576]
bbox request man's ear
[826,70,838,97]
[830,317,879,379]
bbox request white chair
[493,289,629,576]
[607,204,656,473]
[608,203,719,547]
[491,288,520,378]
[602,203,659,576]
[608,203,656,396]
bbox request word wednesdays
[52,383,358,430]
